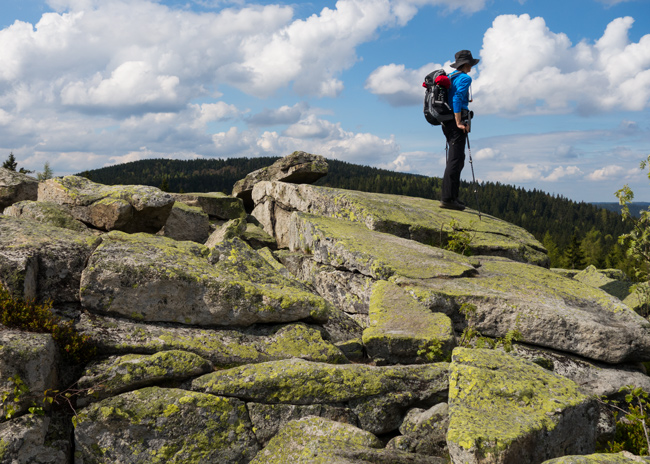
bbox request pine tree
[563,234,586,270]
[37,161,54,181]
[2,152,17,171]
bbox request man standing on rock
[440,50,479,212]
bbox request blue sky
[0,0,648,202]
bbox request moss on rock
[3,200,89,233]
[252,181,548,266]
[192,358,448,434]
[74,387,259,463]
[289,212,478,281]
[80,233,329,326]
[541,453,650,463]
[250,416,444,464]
[77,350,213,403]
[363,280,455,364]
[447,348,598,464]
[76,313,346,366]
[404,258,650,364]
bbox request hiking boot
[440,199,466,211]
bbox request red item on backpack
[434,75,451,89]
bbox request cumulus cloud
[366,14,650,115]
[365,62,440,106]
[474,147,499,160]
[586,165,626,181]
[246,102,309,127]
[543,165,583,182]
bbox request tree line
[74,156,637,276]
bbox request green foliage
[563,234,587,270]
[444,219,475,256]
[599,385,650,456]
[2,152,34,174]
[417,338,446,362]
[37,161,54,181]
[0,287,96,364]
[616,155,650,312]
[2,152,17,171]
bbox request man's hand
[454,113,469,133]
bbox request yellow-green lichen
[447,348,590,457]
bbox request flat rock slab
[0,414,68,464]
[572,265,634,302]
[76,313,348,366]
[233,151,328,209]
[251,416,445,464]
[157,202,210,243]
[192,358,448,434]
[170,192,246,219]
[363,281,456,364]
[0,216,101,302]
[74,387,260,463]
[405,258,650,364]
[0,168,38,210]
[80,232,329,326]
[246,402,358,447]
[0,331,58,419]
[447,348,598,464]
[511,344,650,399]
[77,350,213,404]
[289,212,478,281]
[38,176,174,233]
[252,181,548,266]
[3,200,89,233]
[387,403,450,457]
[541,453,650,463]
[276,250,375,321]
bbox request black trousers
[441,119,467,202]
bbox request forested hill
[77,157,634,273]
[594,202,650,218]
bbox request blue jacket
[448,71,472,114]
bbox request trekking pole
[466,134,482,221]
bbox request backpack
[423,70,460,126]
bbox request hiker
[439,50,479,211]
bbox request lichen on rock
[76,313,347,366]
[192,358,448,434]
[363,280,456,364]
[77,350,213,404]
[80,232,328,326]
[447,348,598,464]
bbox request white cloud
[474,147,499,160]
[543,165,583,182]
[492,164,544,182]
[365,62,440,106]
[587,165,626,181]
[246,102,309,127]
[366,14,650,116]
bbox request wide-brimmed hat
[450,50,480,69]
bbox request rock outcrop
[232,151,328,210]
[38,176,174,233]
[0,168,38,210]
[447,348,598,464]
[0,153,648,463]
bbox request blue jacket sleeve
[452,74,471,113]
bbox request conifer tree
[2,152,17,171]
[563,234,586,270]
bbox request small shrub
[444,219,475,256]
[0,287,96,364]
[598,385,650,456]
